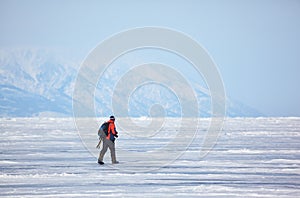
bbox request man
[98,116,119,165]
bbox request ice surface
[0,117,300,197]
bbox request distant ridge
[0,48,262,117]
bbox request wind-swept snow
[1,117,299,197]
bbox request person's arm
[114,127,118,138]
[110,123,118,138]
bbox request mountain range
[0,48,262,117]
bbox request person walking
[98,116,119,165]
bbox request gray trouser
[98,130,117,163]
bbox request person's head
[110,115,115,122]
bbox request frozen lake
[1,117,300,197]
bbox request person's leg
[107,140,117,163]
[98,139,109,162]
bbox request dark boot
[98,159,104,165]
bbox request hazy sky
[1,0,300,116]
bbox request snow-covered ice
[1,117,300,197]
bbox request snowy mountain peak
[0,48,262,117]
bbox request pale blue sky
[1,0,300,116]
